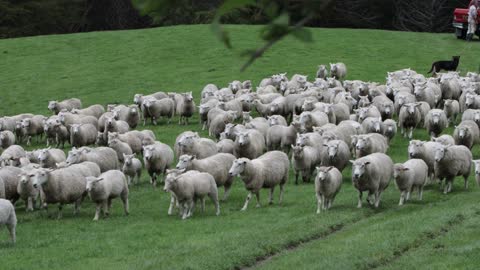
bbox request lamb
[143,98,175,125]
[164,169,220,219]
[103,116,129,140]
[358,95,371,108]
[432,134,455,146]
[98,112,114,132]
[228,151,289,211]
[382,119,397,142]
[201,84,218,99]
[66,147,119,172]
[394,92,416,115]
[267,115,288,126]
[424,109,448,138]
[461,109,480,128]
[109,139,133,163]
[408,140,440,182]
[21,115,46,146]
[72,104,105,119]
[0,131,15,149]
[399,103,422,139]
[330,63,347,80]
[234,130,266,159]
[85,170,129,221]
[0,145,26,167]
[122,154,142,185]
[266,121,301,152]
[0,166,23,202]
[48,98,82,114]
[350,153,393,208]
[53,122,69,148]
[0,199,16,243]
[372,95,394,120]
[59,111,98,130]
[38,148,66,168]
[453,120,480,149]
[176,153,236,201]
[253,100,271,117]
[70,123,97,147]
[354,133,388,158]
[434,144,472,194]
[321,139,351,172]
[443,99,459,126]
[299,111,329,132]
[361,117,384,134]
[113,104,140,128]
[223,123,247,141]
[143,141,174,187]
[314,166,342,212]
[216,137,235,154]
[43,116,60,147]
[199,99,219,130]
[291,145,321,184]
[107,131,143,154]
[17,165,43,211]
[393,159,428,205]
[176,92,196,125]
[31,167,87,218]
[413,82,436,109]
[316,65,328,79]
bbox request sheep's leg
[168,195,176,215]
[268,187,274,205]
[46,138,50,147]
[222,183,233,201]
[444,178,452,194]
[399,191,405,206]
[106,198,113,216]
[126,175,132,186]
[27,136,32,146]
[406,187,412,201]
[279,184,285,204]
[374,191,381,208]
[181,202,189,219]
[93,203,102,221]
[153,117,157,126]
[188,200,195,218]
[57,204,63,219]
[209,192,220,216]
[327,198,333,209]
[316,193,322,214]
[408,127,413,139]
[419,186,424,200]
[143,118,146,126]
[322,196,327,210]
[464,176,469,189]
[201,197,206,212]
[7,223,16,244]
[27,197,33,212]
[294,171,299,185]
[122,195,129,216]
[254,192,261,208]
[357,191,363,208]
[241,191,252,211]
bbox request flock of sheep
[1,62,480,244]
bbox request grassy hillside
[0,25,479,270]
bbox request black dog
[427,56,460,74]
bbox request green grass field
[1,25,480,270]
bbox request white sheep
[0,199,16,243]
[17,165,43,211]
[38,148,66,168]
[122,154,142,185]
[113,104,140,128]
[143,98,175,125]
[361,117,384,134]
[66,147,119,172]
[321,139,351,172]
[86,170,129,221]
[228,151,289,211]
[443,99,459,126]
[330,63,347,80]
[424,109,448,138]
[350,153,393,208]
[109,138,133,163]
[453,120,480,149]
[316,65,328,79]
[299,111,329,132]
[382,119,397,142]
[21,115,46,146]
[266,121,301,152]
[108,131,145,154]
[354,133,388,158]
[234,130,265,159]
[177,134,218,159]
[291,145,321,184]
[0,145,26,167]
[0,166,23,203]
[267,115,288,126]
[393,159,428,205]
[176,153,236,201]
[399,103,422,139]
[0,131,15,149]
[472,160,480,187]
[48,98,82,115]
[71,104,105,119]
[70,123,97,148]
[434,144,472,194]
[143,141,174,187]
[176,92,196,125]
[314,166,342,212]
[461,109,480,128]
[432,134,455,146]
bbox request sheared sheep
[314,166,342,212]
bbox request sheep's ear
[326,166,334,172]
[190,155,196,160]
[349,160,355,164]
[315,166,322,171]
[364,161,371,165]
[95,177,104,182]
[323,144,328,147]
[291,144,295,149]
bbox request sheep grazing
[177,134,217,159]
[143,98,175,125]
[109,139,133,163]
[453,120,480,149]
[424,109,448,138]
[330,62,347,80]
[266,121,301,152]
[70,123,97,148]
[432,134,455,146]
[228,151,289,211]
[314,166,342,212]
[143,142,174,187]
[38,148,66,168]
[350,153,393,208]
[316,65,328,79]
[234,130,265,159]
[0,131,15,149]
[354,133,388,158]
[176,153,236,201]
[399,103,422,139]
[291,145,321,184]
[31,167,88,218]
[66,147,119,172]
[0,199,16,243]
[164,169,220,219]
[176,92,196,125]
[434,144,472,194]
[122,154,142,185]
[443,99,459,126]
[85,170,129,221]
[71,104,105,119]
[393,159,428,205]
[48,98,82,115]
[322,140,351,172]
[382,119,397,142]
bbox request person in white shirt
[467,1,478,41]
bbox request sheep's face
[431,112,442,125]
[242,112,251,123]
[48,101,57,111]
[267,116,279,126]
[129,105,138,116]
[66,149,82,165]
[393,164,408,179]
[296,75,308,85]
[474,111,480,123]
[358,96,370,107]
[326,142,339,159]
[108,132,118,143]
[237,132,249,146]
[123,154,135,166]
[143,146,155,161]
[279,81,288,93]
[465,94,476,108]
[176,155,194,170]
[355,137,368,151]
[350,161,370,180]
[356,108,368,121]
[385,122,395,134]
[413,85,425,97]
[456,127,469,139]
[19,172,31,185]
[22,119,31,128]
[106,117,115,128]
[108,139,119,147]
[71,124,81,135]
[96,132,104,145]
[404,104,418,115]
[407,140,423,158]
[183,92,193,102]
[434,145,446,162]
[270,103,281,113]
[473,160,480,175]
[58,112,67,124]
[296,134,307,146]
[224,124,236,137]
[178,135,195,147]
[198,105,209,115]
[31,169,50,188]
[133,94,143,105]
[86,177,103,192]
[143,98,155,109]
[229,159,247,177]
[372,119,382,133]
[330,64,337,73]
[292,145,304,158]
[15,121,22,131]
[142,137,154,146]
[302,100,315,111]
[382,103,392,116]
[38,150,49,162]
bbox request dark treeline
[0,0,467,39]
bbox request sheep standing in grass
[72,104,105,119]
[322,140,351,172]
[461,109,480,128]
[113,105,140,128]
[453,120,480,149]
[0,166,23,202]
[164,169,220,219]
[143,142,174,187]
[424,109,448,138]
[177,134,218,159]
[48,98,82,115]
[234,130,265,159]
[0,199,16,243]
[104,117,129,141]
[1,145,26,167]
[228,151,289,211]
[266,121,301,152]
[432,135,455,146]
[408,140,440,182]
[21,115,46,146]
[143,98,175,125]
[434,144,472,194]
[393,159,428,205]
[330,63,347,80]
[109,139,133,163]
[299,111,329,132]
[316,65,328,79]
[314,166,342,212]
[17,165,42,211]
[70,123,97,148]
[108,131,145,154]
[66,147,119,172]
[0,131,15,149]
[122,154,142,185]
[176,153,236,201]
[176,92,196,125]
[291,145,321,184]
[399,103,422,139]
[382,119,397,142]
[350,153,393,208]
[38,148,66,168]
[361,117,384,134]
[354,133,388,158]
[443,99,459,126]
[472,160,480,186]
[86,170,129,221]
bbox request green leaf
[291,28,313,42]
[214,0,257,19]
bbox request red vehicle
[453,7,480,39]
